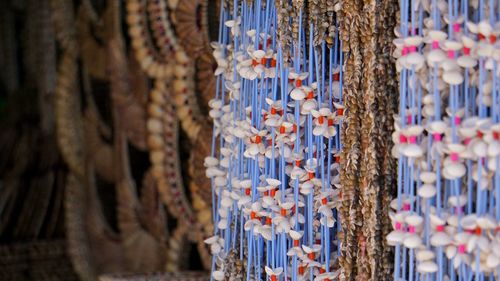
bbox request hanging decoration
[336,0,400,278]
[126,0,216,271]
[390,0,500,279]
[206,0,346,280]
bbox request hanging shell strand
[206,0,343,280]
[389,0,500,279]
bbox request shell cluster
[390,0,500,279]
[205,1,343,280]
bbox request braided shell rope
[205,0,345,280]
[389,0,500,279]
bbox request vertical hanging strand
[375,0,399,278]
[338,0,363,278]
[357,0,379,276]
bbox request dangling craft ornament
[390,0,500,280]
[205,0,345,280]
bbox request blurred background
[0,0,219,279]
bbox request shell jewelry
[389,0,500,280]
[206,1,344,281]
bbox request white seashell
[443,163,466,179]
[246,29,256,37]
[288,72,298,79]
[488,142,500,157]
[204,235,219,244]
[457,56,477,68]
[467,235,478,253]
[406,125,424,136]
[298,72,309,80]
[492,242,500,258]
[420,171,437,183]
[302,100,316,112]
[418,184,436,198]
[406,53,425,66]
[206,167,222,178]
[319,205,333,217]
[466,21,478,33]
[218,219,228,230]
[472,141,488,157]
[313,125,326,136]
[461,35,476,48]
[273,268,284,276]
[443,40,463,51]
[422,105,435,117]
[289,230,303,240]
[286,247,301,257]
[239,179,252,188]
[446,245,457,259]
[431,232,451,247]
[422,94,434,105]
[246,70,258,80]
[253,50,266,59]
[389,200,398,211]
[441,59,459,71]
[447,215,459,228]
[405,36,424,46]
[260,226,273,240]
[477,215,496,229]
[302,245,314,253]
[478,21,493,36]
[424,18,434,29]
[442,71,464,85]
[416,250,435,261]
[448,194,467,207]
[204,156,219,167]
[477,236,490,253]
[427,49,446,66]
[403,144,424,158]
[477,94,492,107]
[404,234,422,248]
[487,254,500,268]
[417,261,438,273]
[487,157,498,171]
[224,20,236,27]
[461,116,478,128]
[405,214,424,226]
[460,214,478,230]
[477,44,494,57]
[215,177,227,187]
[387,230,404,245]
[212,271,225,281]
[326,126,337,137]
[209,99,223,109]
[319,108,331,116]
[266,178,281,187]
[320,216,335,227]
[254,64,265,75]
[429,214,446,226]
[281,201,294,210]
[209,109,223,119]
[263,196,276,207]
[428,30,448,41]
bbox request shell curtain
[206,0,500,281]
[1,0,500,280]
